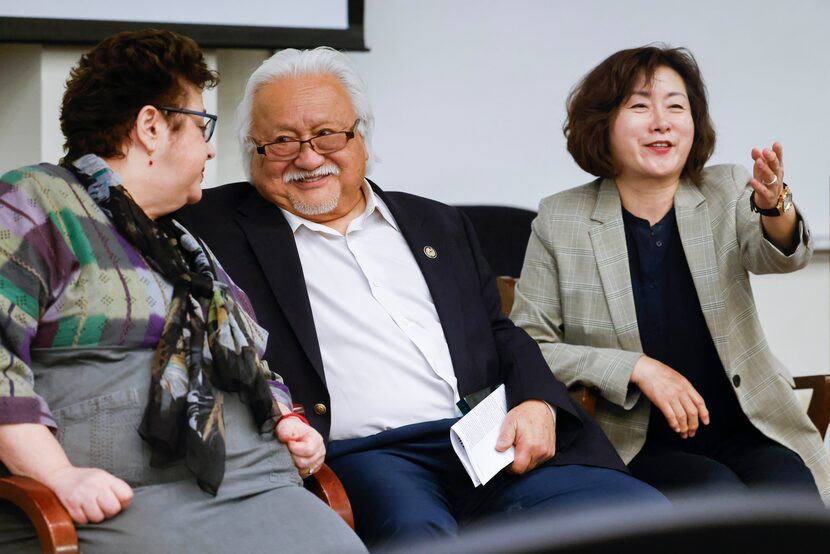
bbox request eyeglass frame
[252,119,360,160]
[159,106,218,142]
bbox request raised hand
[749,142,784,210]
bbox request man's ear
[133,105,165,152]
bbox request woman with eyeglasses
[0,29,365,553]
[510,45,829,503]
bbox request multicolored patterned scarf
[66,154,277,495]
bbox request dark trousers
[629,429,821,504]
[327,419,667,549]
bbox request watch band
[750,184,791,217]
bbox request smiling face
[609,66,694,188]
[248,73,368,224]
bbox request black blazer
[177,180,626,471]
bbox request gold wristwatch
[750,184,793,217]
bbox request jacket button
[313,403,328,415]
[732,374,741,388]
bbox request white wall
[345,0,830,246]
[1,0,827,375]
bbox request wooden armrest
[571,385,598,417]
[304,464,354,530]
[496,276,517,316]
[291,403,354,529]
[794,375,830,439]
[0,475,78,554]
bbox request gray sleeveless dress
[0,348,365,553]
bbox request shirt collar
[280,180,400,235]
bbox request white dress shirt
[281,182,461,440]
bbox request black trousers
[628,428,821,504]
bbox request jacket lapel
[588,179,643,353]
[236,190,326,380]
[373,184,469,376]
[674,179,729,360]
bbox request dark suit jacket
[177,180,626,471]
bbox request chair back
[455,205,536,278]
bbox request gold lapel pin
[423,246,438,259]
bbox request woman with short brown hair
[511,45,829,502]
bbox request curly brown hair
[564,45,716,184]
[61,29,218,162]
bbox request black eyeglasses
[253,120,359,160]
[160,107,218,142]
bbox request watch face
[782,190,794,213]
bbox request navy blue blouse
[622,207,753,453]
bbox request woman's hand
[631,356,710,439]
[276,417,326,479]
[749,142,799,253]
[0,423,132,525]
[750,142,785,210]
[41,466,134,524]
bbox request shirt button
[656,240,663,247]
[372,280,381,288]
[732,374,741,388]
[648,283,656,289]
[313,403,328,415]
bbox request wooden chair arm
[291,403,354,529]
[571,385,598,417]
[794,375,830,439]
[0,475,78,554]
[496,276,517,316]
[303,464,354,530]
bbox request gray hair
[236,46,375,180]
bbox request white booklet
[450,384,514,487]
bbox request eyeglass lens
[266,133,348,159]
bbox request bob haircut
[564,45,716,184]
[236,46,375,181]
[61,29,218,162]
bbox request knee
[360,509,457,547]
[610,474,671,506]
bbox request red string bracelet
[275,412,309,426]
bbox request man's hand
[42,466,133,524]
[631,355,710,439]
[495,399,556,474]
[276,417,326,479]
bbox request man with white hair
[179,47,665,548]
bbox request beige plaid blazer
[511,164,830,503]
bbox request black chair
[455,205,536,278]
[379,491,830,554]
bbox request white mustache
[283,165,341,183]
